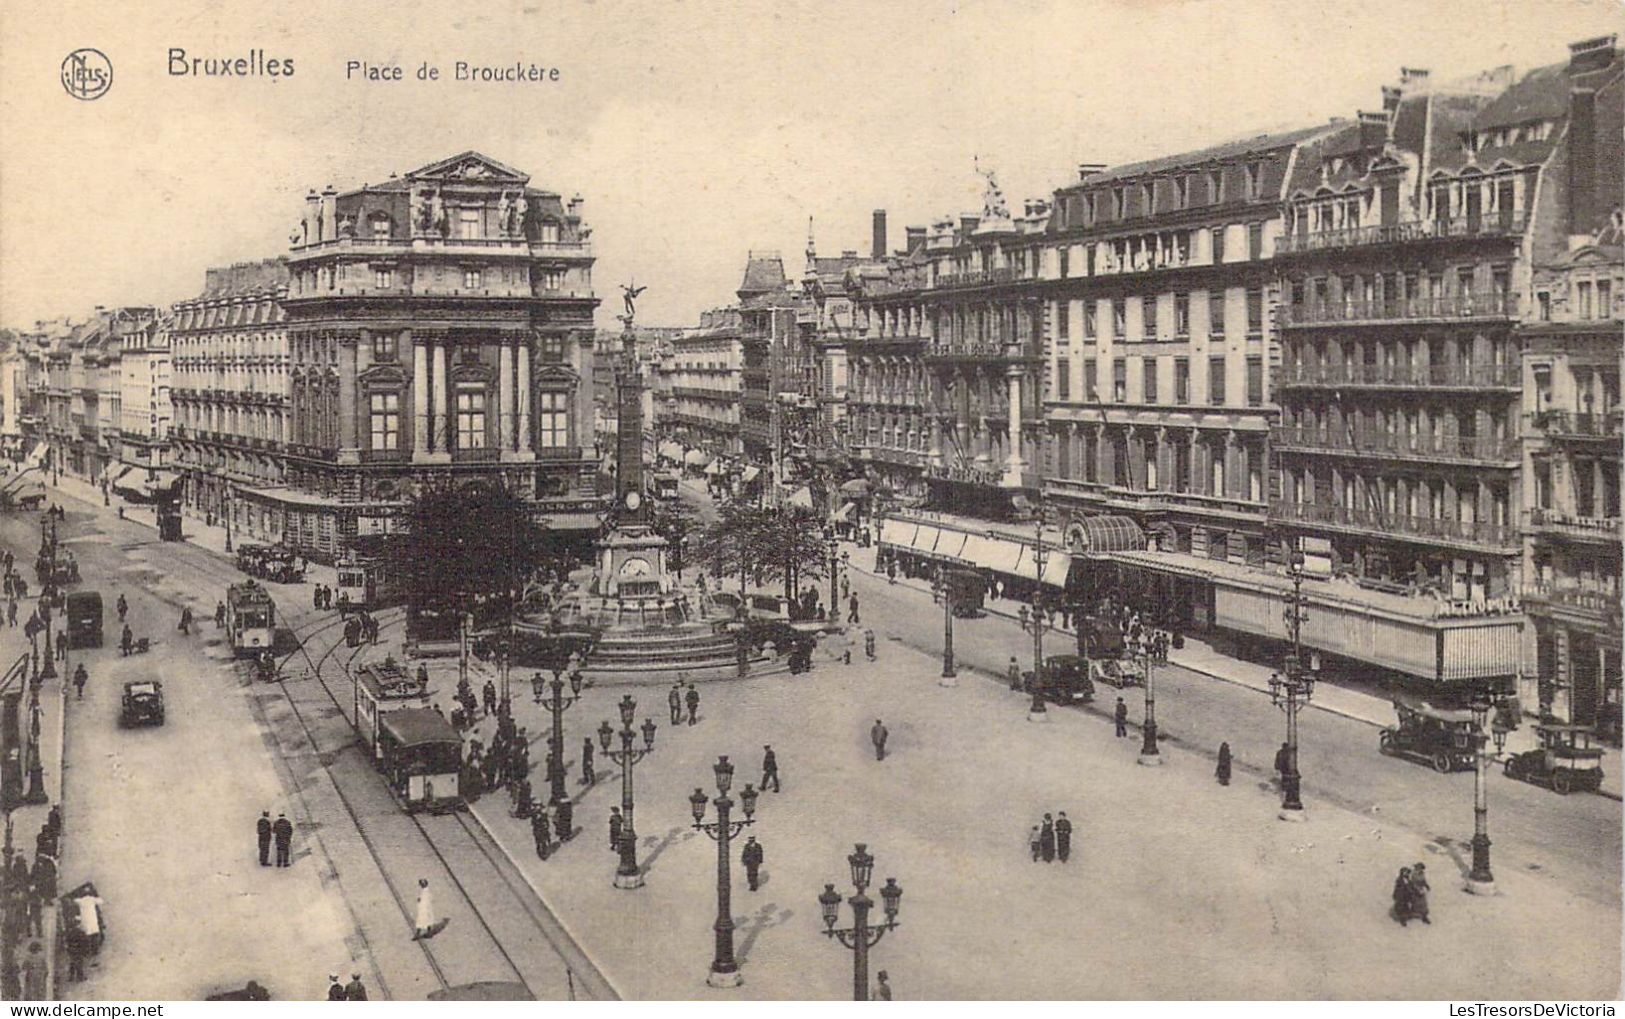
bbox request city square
[0,0,1620,1003]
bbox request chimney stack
[320,185,338,243]
[905,226,926,252]
[959,215,979,236]
[1568,87,1597,244]
[1077,163,1107,182]
[1399,67,1431,92]
[872,210,887,260]
[1358,111,1389,149]
[1381,86,1402,112]
[1569,35,1618,74]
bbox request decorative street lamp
[688,756,759,988]
[1130,622,1171,766]
[223,485,234,553]
[816,843,903,1001]
[538,666,583,806]
[598,695,657,889]
[825,528,841,624]
[1268,552,1319,820]
[39,515,57,682]
[939,569,957,686]
[1466,687,1506,895]
[1028,516,1049,722]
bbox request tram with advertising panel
[352,657,463,812]
[335,554,398,612]
[225,581,277,658]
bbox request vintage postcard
[0,0,1620,1005]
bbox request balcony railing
[1280,293,1518,327]
[1526,410,1623,441]
[1276,213,1527,256]
[1522,583,1623,619]
[1527,507,1622,539]
[1271,426,1518,464]
[1277,362,1518,388]
[451,446,501,463]
[933,266,1018,290]
[1269,500,1517,548]
[359,448,408,463]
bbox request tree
[688,500,767,604]
[751,508,828,607]
[397,481,551,633]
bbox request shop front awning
[684,449,710,467]
[1010,544,1073,587]
[144,471,182,496]
[786,486,814,510]
[658,441,684,461]
[878,518,913,548]
[1070,515,1147,555]
[704,460,724,476]
[840,478,872,497]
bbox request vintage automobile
[1378,697,1477,773]
[1503,724,1606,795]
[119,680,165,727]
[1037,654,1095,705]
[234,543,272,575]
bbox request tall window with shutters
[368,392,400,451]
[456,389,487,449]
[537,390,569,448]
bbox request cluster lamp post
[1269,552,1319,820]
[1466,689,1507,894]
[599,695,657,889]
[816,843,903,1001]
[537,667,583,806]
[688,756,759,987]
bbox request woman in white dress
[413,878,435,939]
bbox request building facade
[118,312,173,473]
[275,151,600,559]
[667,308,744,461]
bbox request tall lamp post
[222,485,234,553]
[1027,514,1049,722]
[939,568,957,686]
[1466,688,1505,894]
[40,514,58,682]
[599,695,657,889]
[1131,622,1171,766]
[825,528,840,623]
[1268,552,1318,820]
[539,667,583,806]
[816,843,902,1001]
[688,756,759,988]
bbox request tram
[335,554,397,611]
[353,657,463,812]
[225,581,277,658]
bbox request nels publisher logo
[61,48,112,100]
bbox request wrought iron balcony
[1271,426,1518,465]
[451,446,501,463]
[1276,362,1519,389]
[1527,507,1622,541]
[1276,213,1527,256]
[1521,582,1622,621]
[1525,410,1623,442]
[1269,500,1518,549]
[1280,293,1518,327]
[359,447,408,463]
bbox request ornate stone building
[274,151,600,558]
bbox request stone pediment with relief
[406,151,530,186]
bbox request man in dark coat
[326,975,346,1000]
[870,719,889,761]
[1055,812,1073,863]
[741,836,764,891]
[1216,742,1233,786]
[532,809,553,860]
[482,679,498,717]
[580,737,595,785]
[760,745,780,792]
[345,974,368,1000]
[668,682,683,725]
[1274,742,1291,784]
[847,593,860,624]
[257,810,273,866]
[272,813,294,867]
[1114,697,1128,737]
[609,807,624,852]
[1039,814,1056,863]
[685,684,700,726]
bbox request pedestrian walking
[532,809,553,859]
[581,737,596,785]
[6,600,15,629]
[1273,741,1291,785]
[64,926,89,983]
[1055,812,1073,863]
[668,682,683,725]
[864,629,876,661]
[1408,863,1431,924]
[412,879,439,939]
[272,812,293,867]
[685,683,700,726]
[874,970,893,1001]
[1028,825,1042,862]
[482,679,497,717]
[1114,697,1128,737]
[345,973,369,1000]
[741,835,764,890]
[326,975,346,1000]
[848,593,860,625]
[1039,813,1056,863]
[121,623,133,657]
[1216,742,1233,786]
[1392,867,1415,926]
[760,744,781,792]
[56,631,65,660]
[1007,656,1022,691]
[20,941,46,1000]
[256,811,272,866]
[214,601,225,628]
[870,718,889,761]
[72,663,86,700]
[312,586,322,611]
[609,806,624,853]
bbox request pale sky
[1,0,1618,330]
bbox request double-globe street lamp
[1269,552,1319,820]
[688,756,759,988]
[817,843,902,1001]
[1466,687,1508,894]
[535,666,583,807]
[598,695,657,889]
[1027,515,1050,722]
[1129,621,1171,766]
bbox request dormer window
[1142,182,1156,215]
[540,220,560,244]
[1245,161,1266,200]
[369,213,393,239]
[1176,176,1190,210]
[458,209,481,240]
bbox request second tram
[353,657,463,812]
[225,581,277,657]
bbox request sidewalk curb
[462,801,626,1001]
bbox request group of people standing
[1,808,61,997]
[1027,812,1074,864]
[311,584,348,612]
[1392,862,1431,926]
[254,810,296,867]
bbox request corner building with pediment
[268,152,601,559]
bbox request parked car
[1504,724,1606,795]
[1037,654,1095,705]
[1378,697,1477,773]
[119,680,165,727]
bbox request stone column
[1002,360,1026,487]
[517,337,532,455]
[338,333,359,463]
[498,342,515,452]
[411,332,428,457]
[431,340,450,459]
